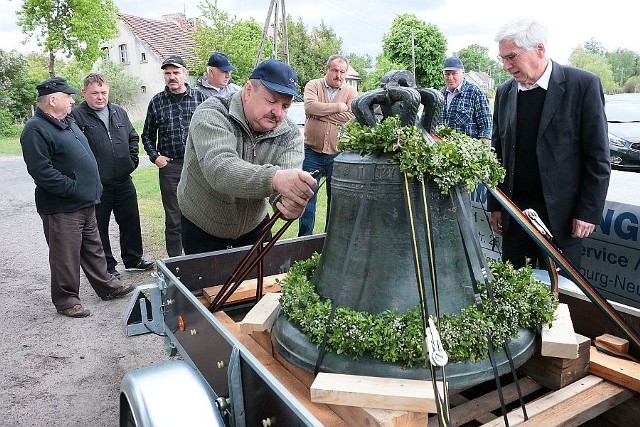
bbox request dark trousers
[96,177,143,271]
[181,214,272,255]
[298,146,337,236]
[502,200,582,271]
[40,206,122,311]
[159,160,183,257]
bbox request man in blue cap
[178,59,317,254]
[438,56,492,143]
[196,52,241,99]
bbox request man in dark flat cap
[196,52,241,99]
[20,77,133,318]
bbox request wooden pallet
[204,278,638,426]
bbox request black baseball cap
[36,77,80,97]
[161,55,187,69]
[208,52,236,71]
[249,59,302,100]
[443,57,464,71]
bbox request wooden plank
[480,375,604,427]
[590,346,640,392]
[541,303,579,359]
[519,380,634,426]
[239,292,281,334]
[310,372,440,413]
[202,273,286,304]
[214,312,347,426]
[429,377,542,427]
[248,330,427,427]
[519,334,591,390]
[329,404,428,427]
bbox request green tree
[457,44,494,74]
[583,38,606,57]
[569,48,618,94]
[96,61,142,108]
[382,14,447,88]
[192,0,270,84]
[17,0,119,77]
[0,49,33,125]
[605,48,639,90]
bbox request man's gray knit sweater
[177,90,304,239]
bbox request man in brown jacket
[298,55,357,236]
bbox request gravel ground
[0,155,168,427]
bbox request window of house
[141,52,147,63]
[141,86,146,94]
[100,46,110,62]
[119,44,128,63]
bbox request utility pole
[411,29,416,78]
[255,0,290,67]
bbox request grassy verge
[4,131,327,258]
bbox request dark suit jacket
[487,61,611,247]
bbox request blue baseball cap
[249,59,302,100]
[443,56,464,71]
[208,52,236,72]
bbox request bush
[0,108,22,137]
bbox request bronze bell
[271,84,536,391]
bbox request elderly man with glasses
[488,17,610,273]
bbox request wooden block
[239,292,282,334]
[595,333,630,355]
[248,332,430,426]
[519,334,591,390]
[541,303,579,359]
[214,312,347,426]
[330,404,427,427]
[202,273,286,304]
[518,380,634,426]
[311,372,440,413]
[480,375,603,427]
[590,345,640,392]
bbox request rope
[403,174,451,427]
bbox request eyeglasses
[497,51,525,64]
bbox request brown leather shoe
[57,304,91,318]
[101,284,134,301]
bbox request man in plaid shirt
[438,56,492,143]
[142,55,206,257]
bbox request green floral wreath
[278,253,557,367]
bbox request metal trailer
[120,235,326,427]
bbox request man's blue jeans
[298,146,338,236]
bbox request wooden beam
[214,312,347,426]
[518,380,634,426]
[480,375,603,426]
[541,303,579,359]
[518,334,591,390]
[249,331,429,426]
[590,346,640,392]
[429,377,542,427]
[239,292,281,334]
[311,372,441,413]
[202,273,286,304]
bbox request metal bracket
[122,283,165,337]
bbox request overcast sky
[1,0,639,67]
